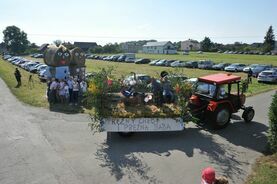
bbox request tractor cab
[189,73,254,129]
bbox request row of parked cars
[221,50,277,55]
[88,54,277,84]
[2,55,48,80]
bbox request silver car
[257,69,277,83]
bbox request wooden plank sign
[101,118,184,132]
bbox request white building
[181,39,201,51]
[142,41,177,54]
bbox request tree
[3,25,30,54]
[268,92,277,153]
[53,40,62,47]
[263,26,275,52]
[201,37,213,52]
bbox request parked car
[29,64,44,73]
[198,60,214,69]
[185,61,198,68]
[123,74,151,86]
[117,55,126,62]
[38,69,48,82]
[257,69,277,83]
[197,51,203,54]
[170,60,186,67]
[3,55,12,60]
[164,60,176,67]
[86,55,94,59]
[155,59,167,66]
[33,53,44,58]
[224,63,246,72]
[168,74,188,82]
[149,60,160,66]
[111,55,120,61]
[212,63,230,70]
[125,58,136,63]
[243,64,259,73]
[251,65,272,77]
[135,58,151,64]
[36,64,48,74]
[25,63,40,71]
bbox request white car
[224,63,246,72]
[257,69,277,83]
[123,74,151,86]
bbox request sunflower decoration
[88,82,99,94]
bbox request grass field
[245,153,277,184]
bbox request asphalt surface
[0,78,275,184]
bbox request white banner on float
[101,118,184,132]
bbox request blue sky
[0,0,276,45]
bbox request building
[181,39,201,51]
[142,41,177,54]
[120,40,156,53]
[73,42,97,52]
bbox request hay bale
[44,45,71,67]
[70,47,86,67]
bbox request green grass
[245,153,277,184]
[136,52,277,66]
[0,58,47,107]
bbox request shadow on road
[49,103,84,114]
[210,120,268,153]
[94,120,268,182]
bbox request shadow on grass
[94,120,268,183]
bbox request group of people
[47,76,87,105]
[121,71,175,105]
[151,71,175,105]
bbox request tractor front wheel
[209,105,231,129]
[242,108,255,123]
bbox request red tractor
[188,73,255,129]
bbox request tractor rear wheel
[209,105,231,129]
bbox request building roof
[73,42,97,49]
[198,73,241,85]
[144,41,171,47]
[183,39,199,44]
[38,43,49,52]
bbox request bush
[268,92,277,152]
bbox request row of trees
[200,26,275,52]
[89,43,122,54]
[1,25,276,54]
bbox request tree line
[1,25,276,54]
[200,26,275,53]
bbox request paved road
[0,78,275,184]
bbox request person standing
[58,79,66,104]
[67,76,74,105]
[72,78,80,105]
[49,78,58,103]
[14,68,21,87]
[248,68,253,84]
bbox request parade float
[84,68,193,136]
